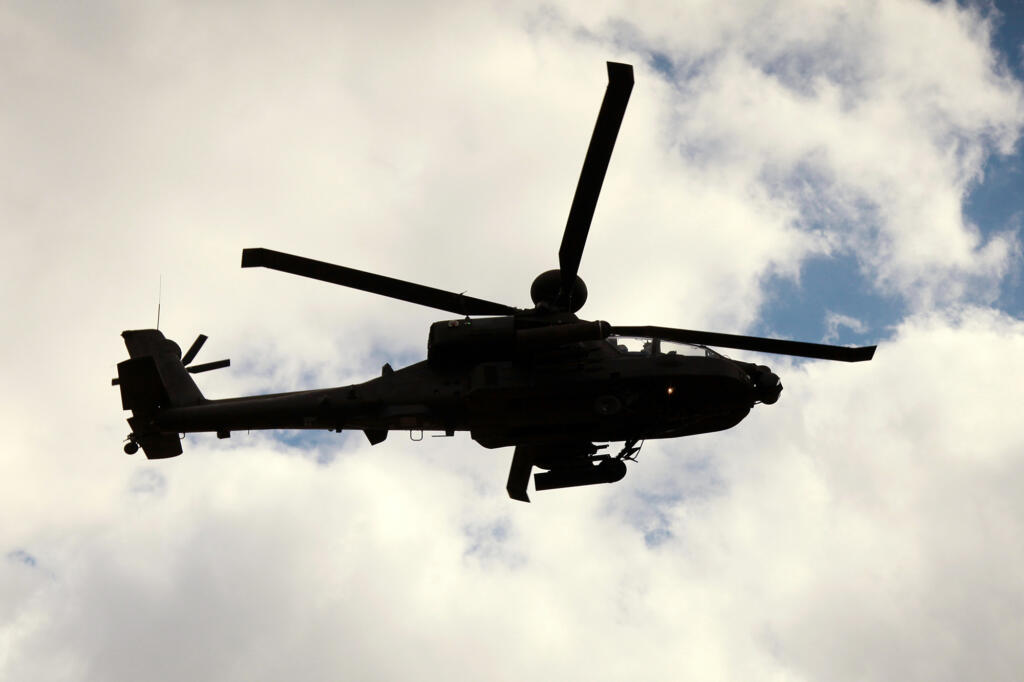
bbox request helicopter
[114,62,875,502]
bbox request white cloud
[2,1,1024,681]
[823,310,867,342]
[4,310,1024,681]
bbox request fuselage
[155,334,771,450]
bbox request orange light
[666,386,675,395]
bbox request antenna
[156,275,162,330]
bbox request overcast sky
[3,1,1024,680]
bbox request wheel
[124,441,139,455]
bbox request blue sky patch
[7,549,38,568]
[463,518,525,568]
[129,468,168,496]
[757,252,904,345]
[271,429,353,464]
[963,0,1024,316]
[964,150,1024,317]
[990,0,1024,82]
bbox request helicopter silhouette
[114,62,875,502]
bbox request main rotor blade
[241,248,519,316]
[611,326,877,362]
[557,62,634,308]
[180,334,207,367]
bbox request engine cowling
[427,317,610,365]
[427,317,515,365]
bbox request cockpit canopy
[606,335,726,359]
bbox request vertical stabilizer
[116,329,209,459]
[121,330,205,408]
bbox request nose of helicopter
[753,366,782,404]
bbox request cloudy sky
[3,0,1024,679]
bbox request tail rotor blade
[181,334,208,366]
[557,62,634,309]
[611,326,876,362]
[185,359,231,374]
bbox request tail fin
[116,330,207,459]
[120,330,206,408]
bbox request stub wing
[505,441,628,503]
[507,445,535,502]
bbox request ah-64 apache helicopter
[114,62,875,502]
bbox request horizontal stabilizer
[133,429,183,459]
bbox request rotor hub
[530,270,588,312]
